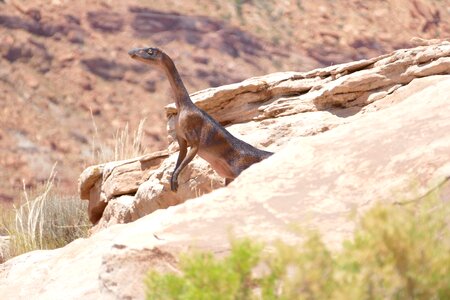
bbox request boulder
[79,150,170,224]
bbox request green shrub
[145,194,450,299]
[146,239,262,300]
[337,199,450,299]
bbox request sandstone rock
[79,151,169,224]
[90,152,224,232]
[79,148,228,230]
[78,42,450,231]
[164,42,449,142]
[1,71,450,299]
[132,154,223,218]
[78,164,103,200]
[98,246,177,299]
[93,195,140,232]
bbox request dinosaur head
[128,47,164,65]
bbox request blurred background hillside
[0,0,449,203]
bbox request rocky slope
[79,41,450,231]
[1,0,449,203]
[0,42,449,299]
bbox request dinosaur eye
[147,49,154,55]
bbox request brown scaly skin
[128,47,273,191]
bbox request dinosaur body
[129,47,273,191]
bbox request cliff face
[1,0,449,203]
[0,42,448,299]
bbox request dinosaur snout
[128,48,139,58]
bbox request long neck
[160,53,193,110]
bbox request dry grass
[91,111,148,163]
[1,116,148,261]
[112,118,147,161]
[0,114,148,261]
[0,165,90,261]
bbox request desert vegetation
[0,166,89,260]
[145,192,450,299]
[90,116,148,163]
[0,119,150,261]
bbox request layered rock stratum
[1,41,449,299]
